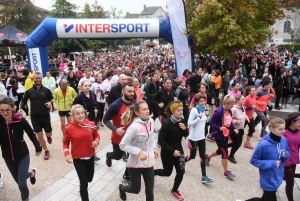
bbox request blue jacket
[209,107,235,140]
[250,134,290,191]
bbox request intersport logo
[63,24,74,33]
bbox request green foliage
[81,0,107,18]
[109,6,123,18]
[186,0,284,58]
[278,44,300,52]
[49,0,78,18]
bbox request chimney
[144,4,146,10]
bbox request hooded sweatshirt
[119,117,156,168]
[231,105,247,129]
[256,88,274,112]
[63,119,100,159]
[250,133,290,191]
[284,128,300,167]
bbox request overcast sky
[33,0,168,15]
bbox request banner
[166,0,191,76]
[28,48,43,75]
[8,46,12,69]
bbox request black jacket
[73,91,97,121]
[274,77,285,92]
[187,74,202,93]
[153,89,175,117]
[247,75,257,86]
[21,85,53,116]
[145,80,160,104]
[67,77,79,93]
[284,76,295,91]
[0,114,42,160]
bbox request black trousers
[73,156,95,201]
[108,142,129,177]
[186,139,206,176]
[154,152,185,192]
[215,138,229,159]
[246,190,277,201]
[228,129,244,158]
[96,102,105,123]
[121,167,154,201]
[275,91,282,108]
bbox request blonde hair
[223,95,236,104]
[121,100,147,126]
[71,104,85,114]
[268,116,285,129]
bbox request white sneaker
[0,173,3,188]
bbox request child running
[186,94,213,183]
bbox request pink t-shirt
[229,90,241,97]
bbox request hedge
[278,44,300,52]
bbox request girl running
[0,96,42,201]
[186,94,213,183]
[228,95,249,164]
[243,86,257,149]
[246,117,290,201]
[119,100,159,201]
[229,82,241,97]
[63,104,100,201]
[154,101,189,201]
[205,95,238,180]
[283,112,300,201]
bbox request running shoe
[285,105,289,109]
[171,189,184,201]
[44,150,50,160]
[202,175,213,183]
[94,154,100,161]
[106,152,112,167]
[244,143,254,149]
[281,105,286,109]
[224,170,236,180]
[123,176,131,185]
[119,184,127,201]
[47,137,52,144]
[30,168,37,185]
[258,136,263,141]
[185,155,190,162]
[206,136,215,142]
[0,173,3,188]
[228,156,237,164]
[205,154,210,166]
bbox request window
[283,21,291,33]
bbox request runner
[0,96,42,201]
[205,94,238,180]
[154,101,188,201]
[53,78,77,134]
[246,117,290,201]
[119,100,158,201]
[186,94,213,183]
[283,112,300,201]
[63,104,100,201]
[103,83,135,184]
[20,72,53,160]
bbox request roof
[140,6,161,15]
[125,13,140,18]
[34,5,50,13]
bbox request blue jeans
[5,155,31,201]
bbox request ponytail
[121,106,135,126]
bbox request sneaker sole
[224,176,234,180]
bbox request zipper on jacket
[6,122,15,160]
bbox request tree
[108,6,123,18]
[49,0,78,18]
[186,0,284,58]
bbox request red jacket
[244,94,257,119]
[63,119,100,159]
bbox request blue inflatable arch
[26,18,174,77]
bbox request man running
[20,72,53,160]
[53,78,77,134]
[103,83,135,184]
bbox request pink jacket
[284,128,300,166]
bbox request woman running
[283,112,300,201]
[175,78,190,123]
[154,101,189,201]
[246,117,290,201]
[0,96,42,201]
[243,86,257,149]
[63,104,100,201]
[118,100,159,201]
[186,94,213,183]
[205,95,238,180]
[229,82,241,97]
[228,95,249,164]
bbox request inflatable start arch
[26,18,174,76]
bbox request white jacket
[120,117,156,168]
[0,82,7,97]
[188,107,206,141]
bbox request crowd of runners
[0,45,300,201]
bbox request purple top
[284,128,300,166]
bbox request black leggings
[108,142,129,177]
[228,129,244,158]
[245,118,255,137]
[154,153,185,192]
[284,164,296,201]
[215,138,228,159]
[5,155,31,201]
[96,102,105,123]
[121,167,154,201]
[246,190,277,201]
[73,156,94,201]
[186,139,206,176]
[255,111,268,137]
